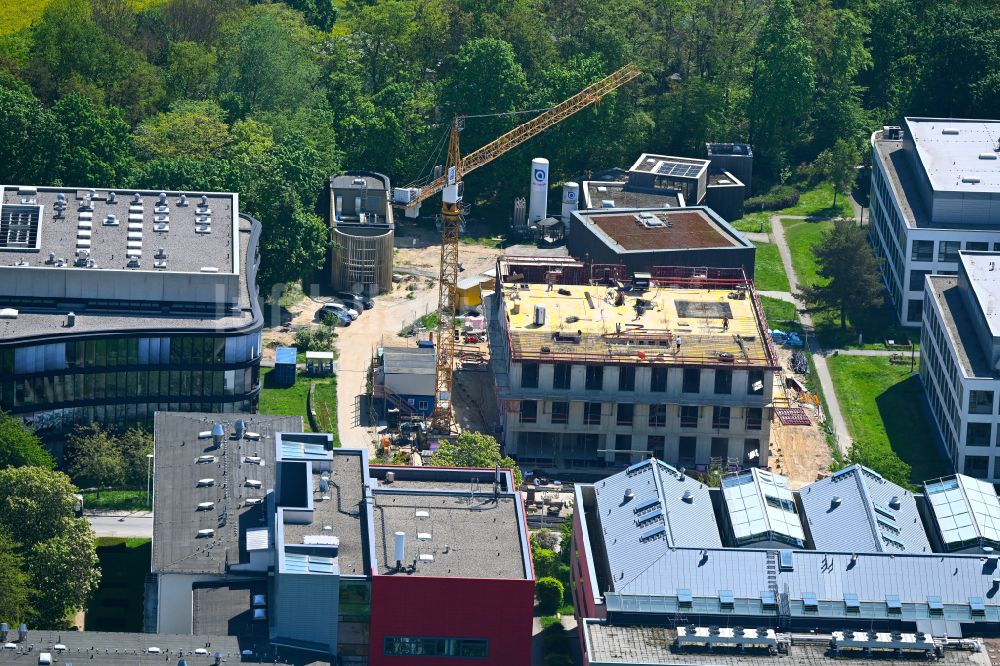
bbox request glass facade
[0,331,261,432]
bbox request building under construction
[329,170,394,296]
[485,257,778,474]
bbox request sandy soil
[768,344,833,489]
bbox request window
[994,457,1000,480]
[585,366,604,391]
[906,299,923,322]
[966,422,991,446]
[650,367,668,392]
[744,439,761,466]
[909,270,931,292]
[616,403,634,426]
[551,401,569,424]
[747,370,764,395]
[520,400,537,424]
[615,434,632,465]
[584,402,602,425]
[964,455,990,479]
[714,369,732,394]
[521,362,539,389]
[939,241,961,263]
[994,243,1000,253]
[969,390,994,414]
[966,241,989,252]
[682,368,700,393]
[712,406,730,429]
[384,637,488,658]
[647,435,665,459]
[746,407,763,430]
[553,363,571,389]
[680,405,699,428]
[618,366,636,391]
[711,437,728,459]
[679,436,697,463]
[911,240,934,262]
[648,404,667,428]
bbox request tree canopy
[429,431,522,487]
[0,411,54,470]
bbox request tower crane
[397,63,641,435]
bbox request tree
[817,139,860,208]
[118,428,153,488]
[429,431,523,487]
[0,86,63,185]
[165,41,218,101]
[799,219,883,331]
[532,547,559,579]
[51,93,132,186]
[749,0,815,174]
[535,576,564,614]
[847,441,912,489]
[0,412,54,470]
[285,0,338,32]
[134,101,233,160]
[0,531,31,625]
[27,519,100,627]
[256,199,329,296]
[0,467,79,546]
[64,424,126,494]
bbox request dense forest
[0,0,998,292]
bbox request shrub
[536,576,564,614]
[745,185,800,212]
[534,528,559,551]
[533,548,558,579]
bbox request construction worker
[722,315,729,332]
[675,335,683,354]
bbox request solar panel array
[655,161,703,178]
[926,475,1000,546]
[0,204,41,249]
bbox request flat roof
[583,622,990,666]
[191,580,268,636]
[800,464,931,553]
[372,489,529,579]
[580,208,747,252]
[501,280,773,366]
[630,153,710,178]
[152,412,304,575]
[330,172,389,191]
[961,252,1000,338]
[593,459,721,591]
[906,117,1000,193]
[925,475,1000,547]
[582,181,682,210]
[706,142,753,157]
[722,468,804,545]
[926,275,994,377]
[0,185,237,273]
[382,346,435,373]
[280,452,369,576]
[0,632,246,666]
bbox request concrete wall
[704,181,745,222]
[156,573,226,634]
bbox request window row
[22,399,256,433]
[383,637,488,658]
[520,362,764,396]
[519,401,763,430]
[1,368,259,409]
[910,239,1000,264]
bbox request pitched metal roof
[594,458,721,591]
[722,468,804,545]
[925,474,1000,547]
[800,464,932,553]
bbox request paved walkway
[86,512,153,538]
[769,214,852,454]
[758,290,797,304]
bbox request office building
[923,252,1000,479]
[0,185,262,433]
[486,258,777,473]
[869,118,1000,327]
[571,460,1000,665]
[150,412,532,665]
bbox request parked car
[336,291,374,311]
[317,303,352,326]
[327,300,359,320]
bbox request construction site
[284,61,834,491]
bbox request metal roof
[275,347,297,364]
[800,464,931,553]
[594,458,721,591]
[382,346,435,374]
[722,468,804,546]
[905,117,1000,193]
[925,474,1000,547]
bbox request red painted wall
[369,575,534,665]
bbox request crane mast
[428,63,641,434]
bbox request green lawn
[759,296,798,331]
[258,367,338,439]
[783,217,833,290]
[731,182,856,233]
[87,538,150,632]
[0,0,166,35]
[827,355,946,486]
[732,212,770,234]
[82,490,148,512]
[751,240,790,292]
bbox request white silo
[528,158,549,223]
[561,181,579,236]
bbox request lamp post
[146,453,155,509]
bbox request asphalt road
[86,513,153,538]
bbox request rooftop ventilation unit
[197,529,215,538]
[245,497,263,505]
[0,309,18,320]
[197,502,214,511]
[245,479,262,488]
[244,456,262,465]
[831,496,842,509]
[415,509,430,519]
[200,266,219,273]
[178,194,188,206]
[211,422,225,444]
[601,199,616,208]
[394,531,406,567]
[624,488,635,502]
[889,495,901,510]
[962,176,981,184]
[419,553,434,563]
[132,193,142,205]
[197,455,215,464]
[682,490,694,503]
[197,478,215,487]
[107,191,117,204]
[979,153,998,160]
[234,419,246,439]
[127,256,140,268]
[103,214,118,226]
[942,128,960,135]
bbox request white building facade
[869,118,1000,327]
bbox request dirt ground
[767,344,833,489]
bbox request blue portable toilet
[273,347,297,387]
